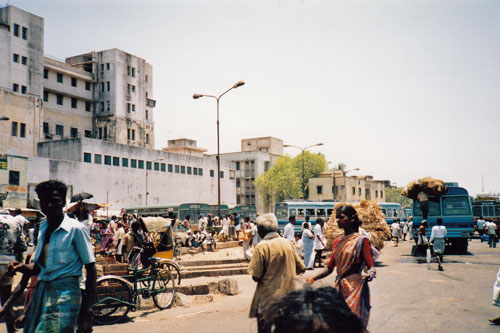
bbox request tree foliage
[385,187,413,208]
[255,152,328,202]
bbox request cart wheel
[161,262,182,286]
[93,276,132,325]
[152,269,176,310]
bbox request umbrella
[70,192,93,203]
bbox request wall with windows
[0,154,28,208]
[32,137,236,208]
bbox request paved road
[92,239,499,333]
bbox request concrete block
[191,284,210,295]
[208,282,218,293]
[174,293,193,307]
[193,295,214,304]
[218,278,239,295]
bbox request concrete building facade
[308,171,386,203]
[0,154,28,208]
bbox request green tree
[255,155,302,203]
[385,187,412,208]
[292,151,328,197]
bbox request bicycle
[93,247,176,325]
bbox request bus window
[316,209,326,217]
[276,206,288,218]
[306,209,315,217]
[327,209,334,216]
[443,197,471,216]
[414,200,440,216]
[381,209,387,216]
[289,209,296,217]
[297,208,305,218]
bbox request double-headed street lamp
[283,142,324,199]
[193,81,245,220]
[146,158,165,206]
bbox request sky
[8,0,500,196]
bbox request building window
[83,152,91,163]
[20,123,26,137]
[70,127,78,138]
[132,67,135,77]
[160,163,166,172]
[193,167,198,175]
[375,190,378,198]
[13,24,19,37]
[21,86,27,94]
[236,162,240,170]
[132,85,135,93]
[71,98,77,109]
[122,158,129,167]
[138,160,144,169]
[145,75,148,82]
[71,77,77,87]
[11,122,18,136]
[12,84,19,92]
[113,157,119,166]
[57,73,63,83]
[56,124,63,136]
[146,134,149,145]
[9,171,20,186]
[127,103,131,113]
[22,27,27,40]
[220,171,224,178]
[56,94,63,105]
[101,82,104,92]
[104,155,111,165]
[127,66,131,76]
[127,84,131,94]
[230,170,235,179]
[317,185,323,195]
[100,102,104,112]
[132,104,135,112]
[43,122,49,135]
[21,56,27,65]
[84,130,91,138]
[94,154,102,164]
[106,63,110,70]
[132,130,135,141]
[127,129,131,140]
[44,69,48,79]
[145,110,148,120]
[103,127,107,140]
[358,188,362,196]
[199,168,203,176]
[181,166,185,174]
[131,159,137,168]
[175,165,179,173]
[352,187,356,195]
[85,81,91,90]
[146,161,152,170]
[236,179,241,187]
[210,170,214,177]
[154,162,160,171]
[85,101,91,112]
[167,164,172,172]
[13,53,19,62]
[42,90,48,102]
[98,128,102,139]
[381,191,383,198]
[100,64,104,72]
[106,101,110,111]
[187,167,192,175]
[106,81,110,91]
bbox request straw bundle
[324,201,391,251]
[401,177,448,199]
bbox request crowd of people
[476,216,499,248]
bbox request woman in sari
[307,205,376,330]
[301,222,315,270]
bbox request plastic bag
[426,247,431,263]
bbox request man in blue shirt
[11,180,96,332]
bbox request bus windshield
[276,205,288,218]
[442,197,471,216]
[413,200,440,216]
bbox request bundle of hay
[401,177,448,199]
[324,201,391,251]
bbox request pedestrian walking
[241,217,252,260]
[408,217,414,240]
[391,221,400,247]
[248,213,305,333]
[283,216,296,243]
[301,222,314,270]
[486,220,498,248]
[477,216,486,239]
[306,205,376,331]
[313,218,326,268]
[429,218,447,271]
[402,219,409,241]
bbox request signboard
[0,155,7,170]
[1,185,27,198]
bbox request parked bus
[209,204,230,218]
[411,183,474,253]
[275,201,336,232]
[378,202,407,225]
[472,200,500,223]
[230,205,257,219]
[124,203,211,222]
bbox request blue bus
[275,201,336,232]
[411,183,474,253]
[209,204,230,218]
[378,202,406,225]
[230,205,257,219]
[125,203,211,222]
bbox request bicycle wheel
[161,261,182,286]
[93,276,132,325]
[152,269,176,310]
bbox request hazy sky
[9,0,500,195]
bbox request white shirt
[313,224,325,250]
[430,225,447,242]
[222,218,230,233]
[14,214,29,228]
[486,222,498,235]
[417,191,428,201]
[476,219,485,229]
[391,222,400,236]
[295,239,303,256]
[283,223,295,242]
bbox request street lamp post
[283,143,324,199]
[146,158,165,206]
[193,81,245,220]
